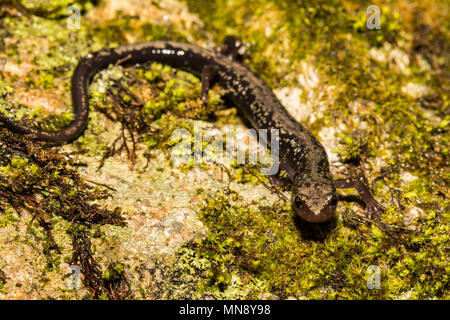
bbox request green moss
[164,190,447,299]
[103,263,125,281]
[0,128,127,298]
[0,77,13,98]
[0,206,19,227]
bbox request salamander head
[292,180,338,223]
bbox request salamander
[0,36,385,223]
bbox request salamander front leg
[269,171,288,188]
[334,177,386,219]
[268,159,296,188]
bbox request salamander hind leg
[334,178,386,219]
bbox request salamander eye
[294,196,306,208]
[329,197,338,206]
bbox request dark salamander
[0,37,385,223]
